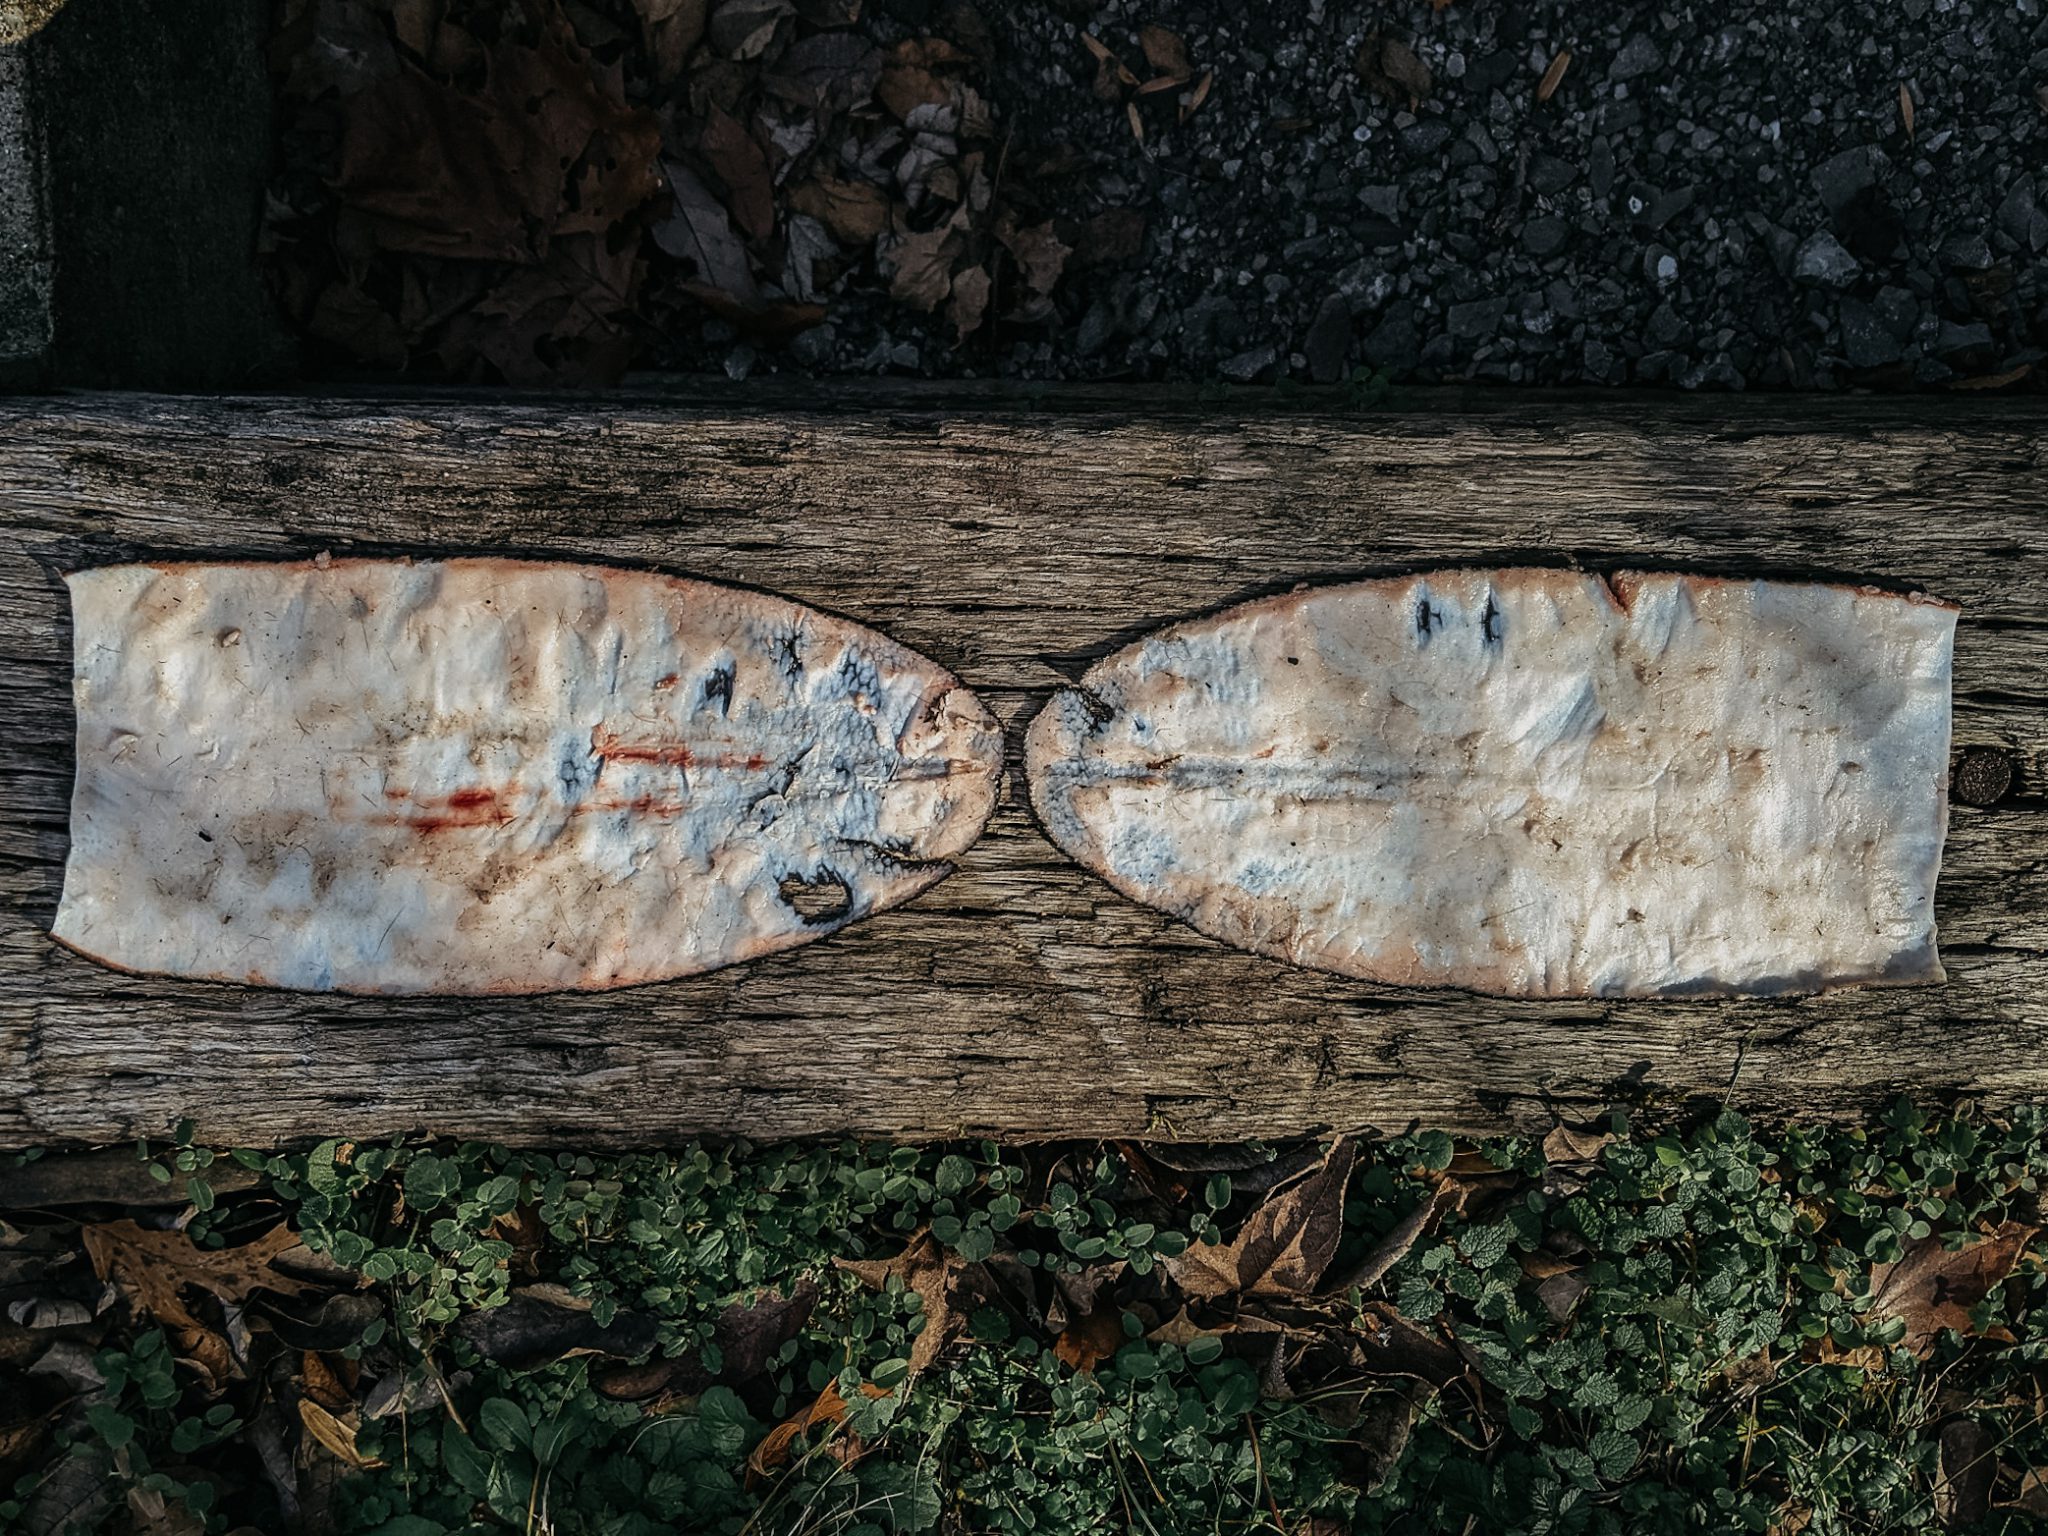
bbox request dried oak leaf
[1355,33,1431,111]
[1865,1222,2037,1357]
[1166,1136,1356,1301]
[788,176,892,244]
[84,1221,315,1336]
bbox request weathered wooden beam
[1,388,2043,1148]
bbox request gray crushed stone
[769,0,2048,391]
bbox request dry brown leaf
[1071,208,1148,268]
[1167,1137,1356,1301]
[1138,23,1192,81]
[786,177,892,244]
[1537,49,1573,104]
[1146,1306,1225,1348]
[835,1226,992,1373]
[998,217,1073,295]
[636,0,709,83]
[1542,1123,1615,1165]
[656,160,759,302]
[1865,1223,2036,1357]
[747,1379,889,1474]
[298,1398,386,1470]
[1351,1300,1466,1385]
[707,0,791,60]
[1898,81,1915,141]
[1934,1418,1995,1530]
[2004,1466,2048,1517]
[700,106,776,242]
[1356,34,1431,110]
[1052,1304,1125,1373]
[85,1222,313,1336]
[947,265,992,340]
[877,36,969,120]
[1182,70,1213,122]
[884,220,966,312]
[300,1351,354,1413]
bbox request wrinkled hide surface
[56,559,1002,993]
[1027,570,1955,998]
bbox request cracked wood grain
[0,387,2044,1146]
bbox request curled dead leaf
[1167,1137,1356,1302]
[835,1226,995,1374]
[1542,1123,1615,1165]
[297,1398,385,1471]
[747,1379,890,1475]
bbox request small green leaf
[476,1397,529,1454]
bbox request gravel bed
[802,0,2048,389]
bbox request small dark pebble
[1303,294,1352,384]
[1523,216,1570,257]
[1218,344,1279,383]
[1838,297,1902,368]
[1400,118,1453,157]
[1609,34,1663,82]
[1951,746,2016,808]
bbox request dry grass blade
[1538,49,1573,104]
[1949,363,2031,391]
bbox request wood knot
[1951,745,2016,808]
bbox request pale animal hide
[1026,570,1955,998]
[55,559,1002,993]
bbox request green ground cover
[5,1102,2047,1534]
